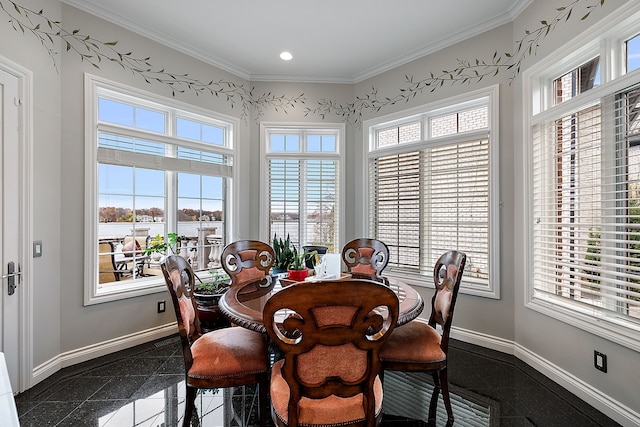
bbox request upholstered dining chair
[220,239,275,287]
[161,255,269,427]
[98,241,132,283]
[263,278,399,427]
[379,250,466,425]
[341,238,390,283]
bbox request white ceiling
[62,0,532,83]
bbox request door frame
[1,55,33,393]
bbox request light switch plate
[33,241,43,258]
[594,350,607,373]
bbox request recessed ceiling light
[280,51,293,61]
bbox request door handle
[1,262,21,295]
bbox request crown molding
[353,0,534,83]
[62,0,533,84]
[61,0,253,80]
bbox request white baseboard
[451,325,640,427]
[514,343,640,427]
[450,325,516,355]
[31,322,177,388]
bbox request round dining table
[218,275,425,334]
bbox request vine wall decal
[304,0,605,124]
[0,0,305,120]
[1,0,604,124]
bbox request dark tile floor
[14,336,621,427]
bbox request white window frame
[523,2,640,351]
[259,122,345,252]
[363,85,500,298]
[84,74,238,305]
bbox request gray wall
[58,4,251,354]
[354,19,517,345]
[0,0,62,368]
[0,0,637,422]
[511,0,639,415]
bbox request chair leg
[428,371,440,423]
[258,373,269,427]
[184,385,197,427]
[439,368,454,424]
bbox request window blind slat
[533,82,640,323]
[370,139,490,282]
[267,158,339,251]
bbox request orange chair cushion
[188,328,267,379]
[270,359,383,426]
[172,268,196,337]
[433,286,453,324]
[238,249,258,261]
[379,321,445,364]
[297,343,367,384]
[358,247,375,258]
[178,295,196,337]
[351,263,376,275]
[349,247,378,275]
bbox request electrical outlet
[594,350,607,373]
[157,300,166,313]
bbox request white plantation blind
[264,125,343,252]
[427,139,490,283]
[371,152,421,269]
[268,158,301,241]
[367,93,496,295]
[532,84,640,324]
[267,158,340,251]
[370,139,490,286]
[304,160,339,247]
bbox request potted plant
[272,233,294,275]
[195,269,230,295]
[193,269,231,330]
[143,232,180,261]
[287,246,317,282]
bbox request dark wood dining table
[218,275,425,334]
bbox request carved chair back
[429,250,467,353]
[162,254,270,427]
[264,278,398,427]
[220,240,275,287]
[161,255,202,371]
[341,238,389,282]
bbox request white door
[0,68,22,393]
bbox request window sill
[85,277,167,306]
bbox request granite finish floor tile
[14,336,622,427]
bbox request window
[553,56,600,104]
[365,87,499,298]
[626,33,640,73]
[85,75,235,304]
[261,124,344,253]
[526,3,640,350]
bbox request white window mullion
[86,75,235,305]
[530,55,640,347]
[299,159,307,248]
[264,124,343,252]
[420,149,430,273]
[366,87,497,297]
